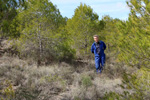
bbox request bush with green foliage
[66,3,105,58]
[10,0,75,66]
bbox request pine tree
[118,0,150,68]
[0,0,25,37]
[14,0,69,66]
[66,3,104,58]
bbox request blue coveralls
[91,40,106,73]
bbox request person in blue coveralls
[91,35,106,73]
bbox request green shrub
[0,80,15,100]
[81,75,92,89]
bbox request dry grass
[0,54,127,100]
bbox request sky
[50,0,130,20]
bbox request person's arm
[91,44,94,53]
[103,42,106,50]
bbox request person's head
[93,35,99,43]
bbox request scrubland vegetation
[0,0,150,100]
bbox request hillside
[0,0,150,99]
[0,39,129,100]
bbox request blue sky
[50,0,130,20]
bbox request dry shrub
[0,55,126,100]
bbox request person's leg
[100,57,105,71]
[99,58,102,73]
[95,57,100,73]
[103,54,106,68]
